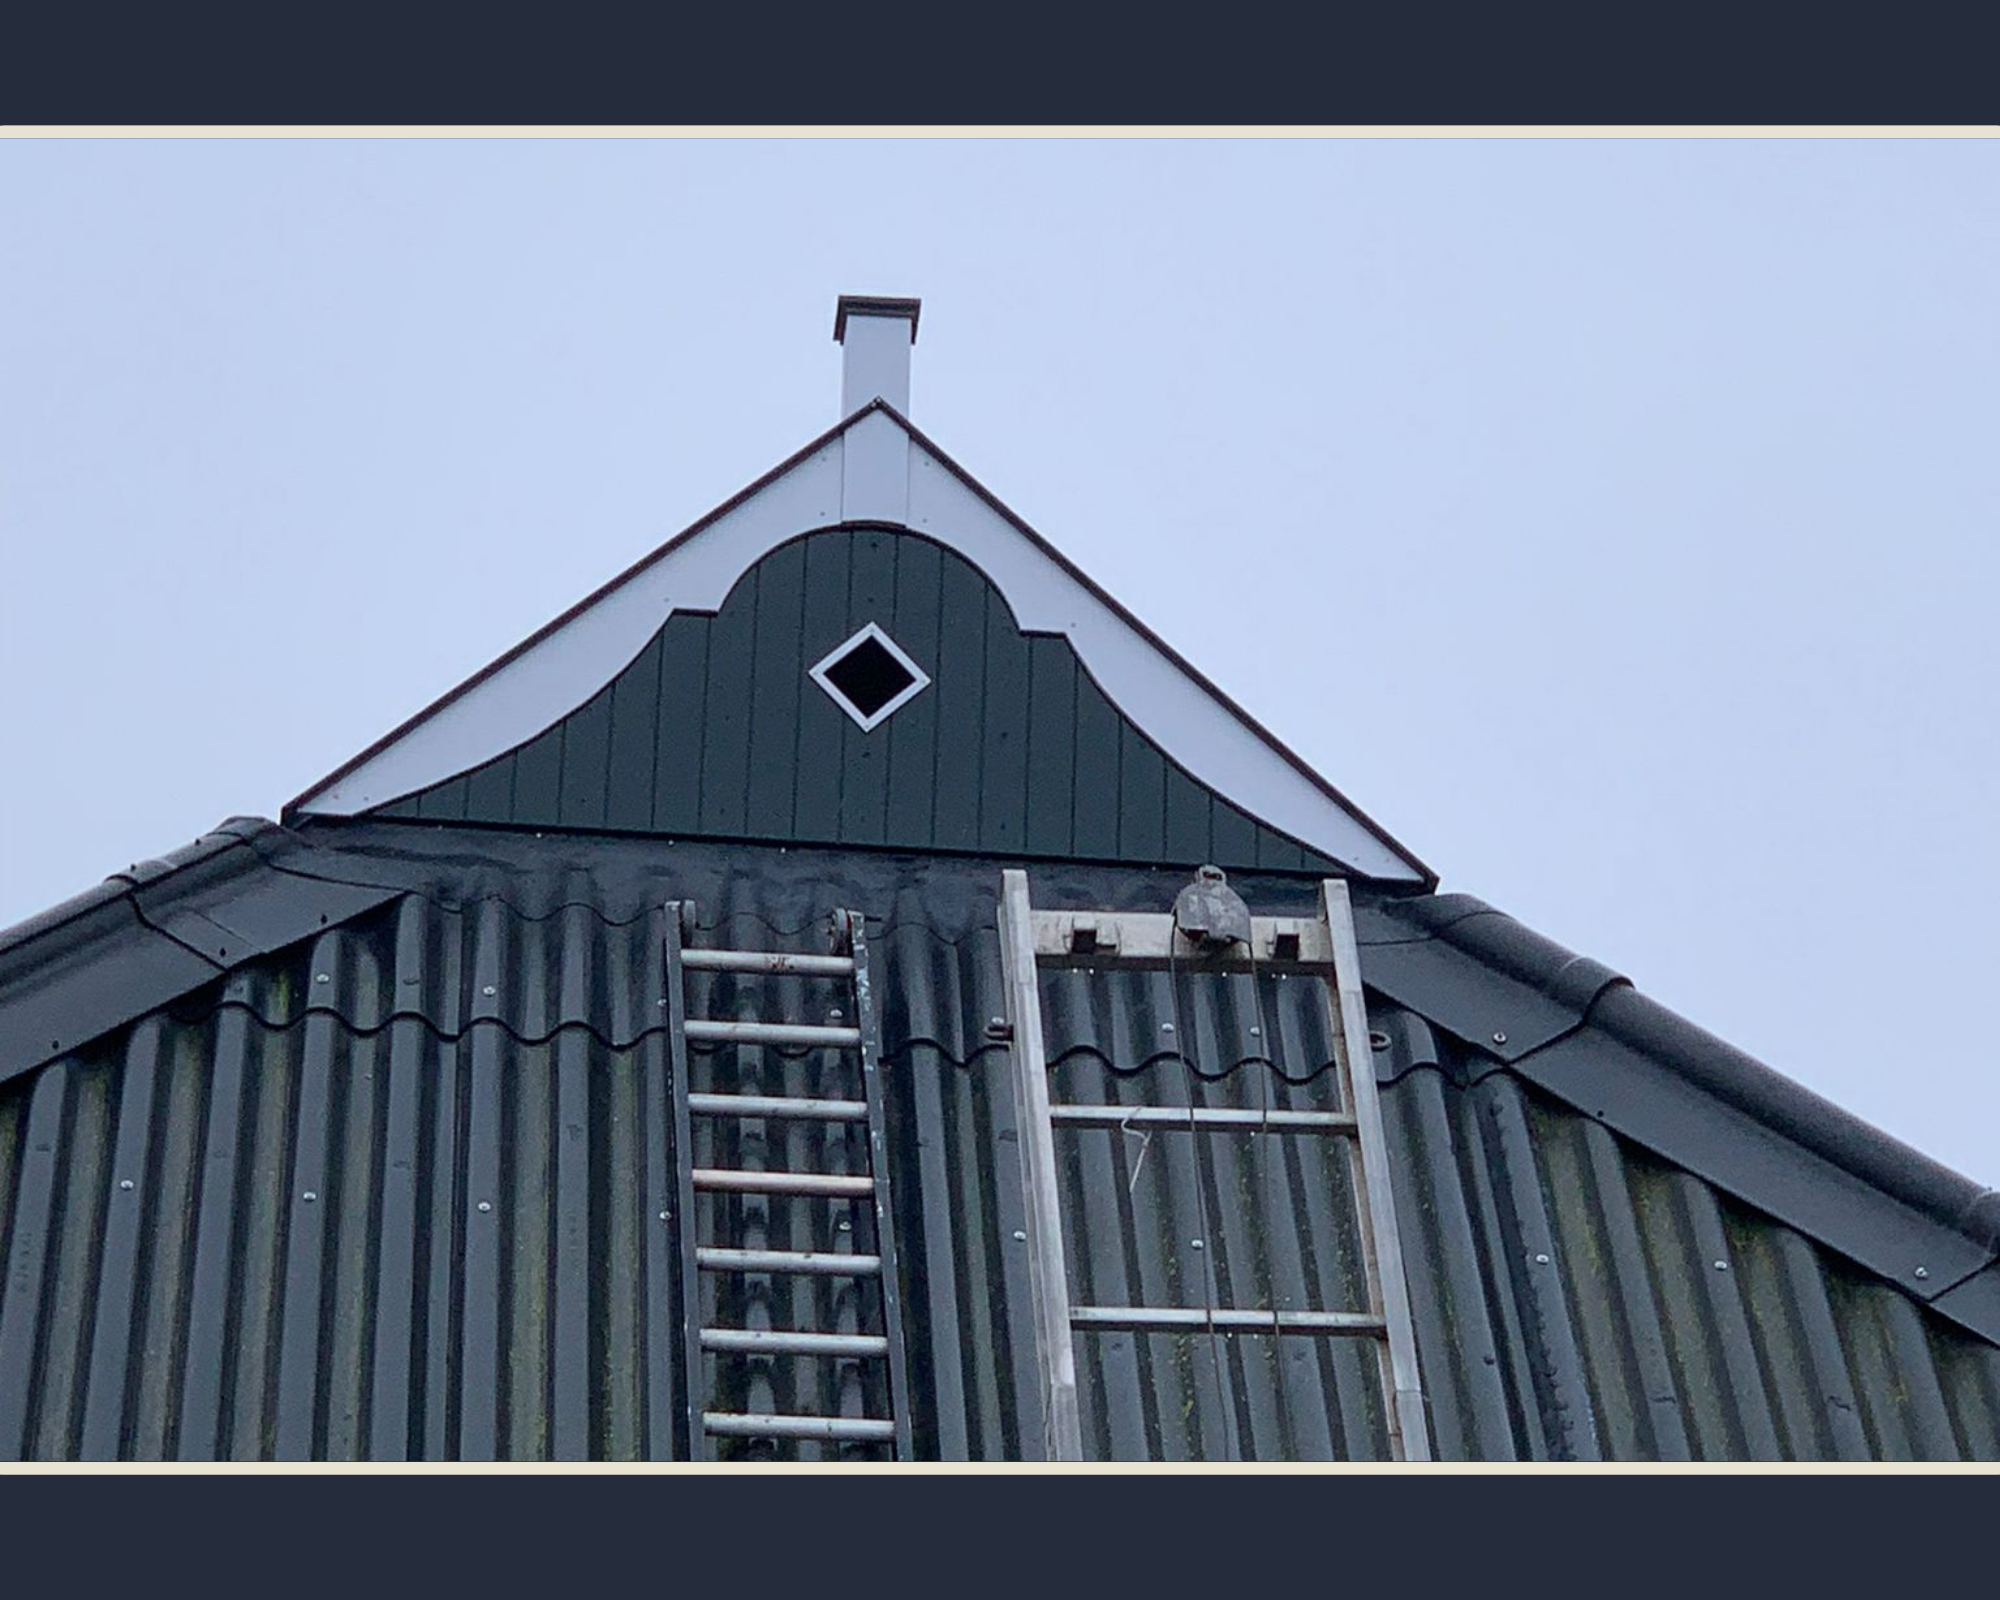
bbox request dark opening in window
[810,621,930,731]
[823,635,916,721]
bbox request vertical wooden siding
[383,528,1337,875]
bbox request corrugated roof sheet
[1,819,1996,1459]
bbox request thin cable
[1165,936,1238,1462]
[1240,930,1301,1458]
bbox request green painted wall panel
[511,717,566,826]
[653,617,708,835]
[929,553,989,854]
[979,585,1031,856]
[1162,763,1213,865]
[745,544,807,842]
[380,527,1338,874]
[416,774,469,822]
[1023,636,1076,858]
[884,534,943,846]
[557,679,614,831]
[463,747,517,824]
[793,535,851,845]
[1255,816,1305,873]
[604,635,663,834]
[1116,722,1166,862]
[698,581,755,837]
[1070,663,1122,861]
[1209,795,1259,874]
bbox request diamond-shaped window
[809,622,932,731]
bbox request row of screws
[1528,1249,1933,1283]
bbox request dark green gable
[379,526,1340,874]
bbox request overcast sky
[2,136,1994,1185]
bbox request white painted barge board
[294,405,1425,884]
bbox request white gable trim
[293,408,1425,883]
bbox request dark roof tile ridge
[1365,892,1498,938]
[109,818,288,889]
[1432,900,1629,1002]
[0,877,133,956]
[1388,888,1996,1260]
[1369,890,1633,1018]
[1584,981,1995,1247]
[0,819,278,957]
[1956,1191,2000,1255]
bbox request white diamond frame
[807,621,933,733]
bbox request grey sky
[3,136,1994,1185]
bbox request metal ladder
[664,905,912,1460]
[995,869,1430,1461]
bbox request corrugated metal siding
[378,528,1337,876]
[3,835,1997,1460]
[1375,1040,2000,1461]
[1035,965,1387,1460]
[0,942,684,1461]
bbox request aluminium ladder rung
[669,905,914,1461]
[680,949,856,977]
[697,1247,882,1276]
[1070,1306,1388,1336]
[701,1328,890,1358]
[683,1019,863,1048]
[1049,1104,1357,1133]
[704,1412,897,1443]
[692,1168,876,1197]
[687,1091,868,1122]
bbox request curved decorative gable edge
[290,405,1427,884]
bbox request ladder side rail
[1320,879,1432,1462]
[663,906,712,1461]
[997,869,1084,1462]
[840,910,916,1461]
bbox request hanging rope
[1240,926,1303,1458]
[1164,934,1240,1462]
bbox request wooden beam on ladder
[997,869,1084,1462]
